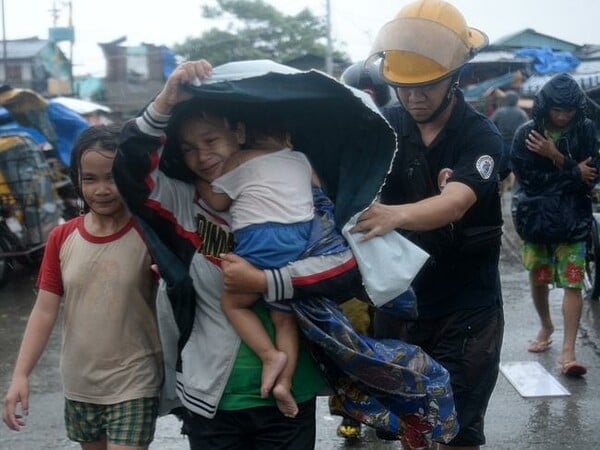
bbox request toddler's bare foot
[260,351,287,398]
[273,382,298,418]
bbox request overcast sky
[3,0,600,76]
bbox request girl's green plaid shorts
[64,397,159,446]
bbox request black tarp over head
[161,59,397,228]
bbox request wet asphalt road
[2,193,600,449]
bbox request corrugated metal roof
[521,72,600,95]
[494,28,580,53]
[463,72,515,101]
[471,50,531,63]
[575,60,600,73]
[0,39,49,59]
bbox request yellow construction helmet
[368,0,488,86]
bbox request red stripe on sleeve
[36,217,81,295]
[144,198,202,249]
[292,256,357,286]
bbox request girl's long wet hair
[69,124,121,213]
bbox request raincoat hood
[531,73,587,127]
[161,59,397,228]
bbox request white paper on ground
[500,361,570,397]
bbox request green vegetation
[173,0,350,66]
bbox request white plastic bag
[342,212,430,307]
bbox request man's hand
[351,202,401,241]
[525,130,561,161]
[578,157,598,185]
[3,375,29,431]
[153,60,213,115]
[220,253,267,294]
[352,183,475,240]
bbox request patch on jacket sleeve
[475,155,494,180]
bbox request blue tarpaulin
[162,47,178,79]
[515,47,580,74]
[47,102,89,166]
[0,122,48,145]
[0,102,88,167]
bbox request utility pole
[1,0,7,82]
[66,0,73,94]
[49,0,74,95]
[49,0,59,26]
[325,0,333,75]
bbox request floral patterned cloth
[292,297,458,448]
[521,241,586,288]
[287,188,459,448]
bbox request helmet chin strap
[397,74,460,124]
[416,80,458,123]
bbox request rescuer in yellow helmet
[369,0,487,123]
[353,1,505,448]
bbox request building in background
[96,36,177,117]
[0,37,72,95]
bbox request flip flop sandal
[527,339,552,353]
[561,361,587,377]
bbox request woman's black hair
[69,124,121,212]
[162,98,291,182]
[162,99,219,183]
